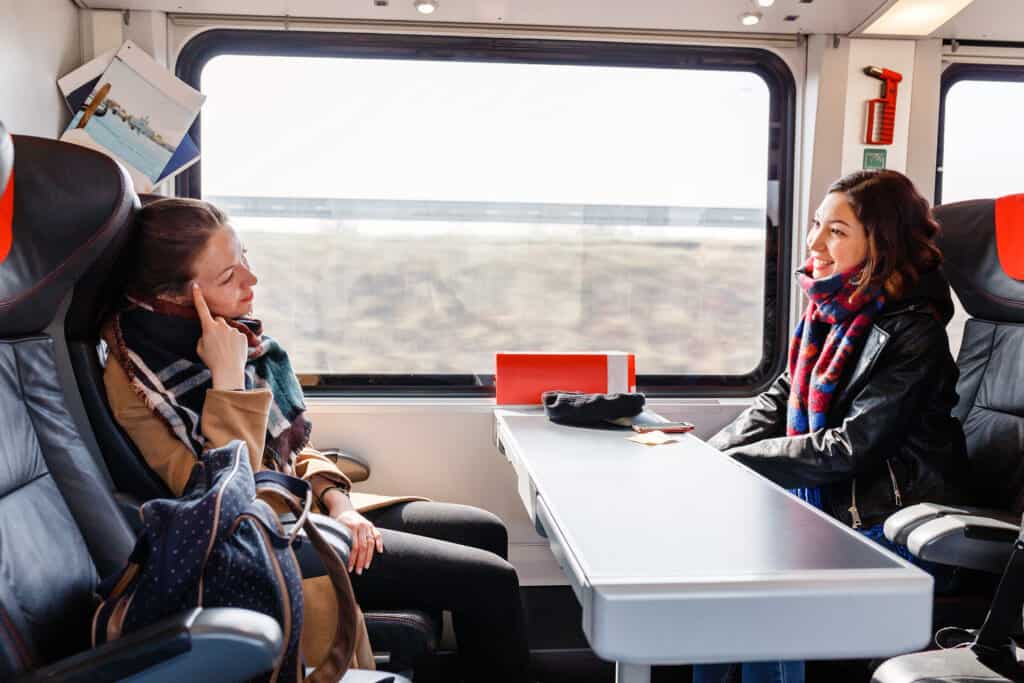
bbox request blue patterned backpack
[92,440,358,682]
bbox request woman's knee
[457,505,509,559]
[403,501,509,558]
[460,553,523,614]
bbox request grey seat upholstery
[875,195,1024,682]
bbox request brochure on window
[59,41,204,192]
[58,47,201,184]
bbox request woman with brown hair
[101,198,532,682]
[693,169,969,683]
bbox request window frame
[176,28,796,398]
[936,58,1024,206]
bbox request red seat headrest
[995,194,1024,281]
[0,122,12,265]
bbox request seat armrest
[320,449,371,484]
[885,503,974,545]
[15,607,282,683]
[364,610,439,673]
[907,514,1020,573]
[884,503,1016,545]
[341,671,412,682]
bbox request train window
[939,64,1024,205]
[937,63,1024,358]
[177,31,794,396]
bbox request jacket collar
[833,267,951,404]
[835,324,890,406]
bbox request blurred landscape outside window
[200,55,771,377]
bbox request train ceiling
[74,0,1024,41]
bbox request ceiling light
[862,0,975,36]
[414,0,437,14]
[740,11,762,26]
[757,0,775,6]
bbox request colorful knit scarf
[108,296,311,472]
[787,259,885,436]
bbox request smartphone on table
[632,421,695,434]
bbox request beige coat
[102,331,401,670]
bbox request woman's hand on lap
[193,283,248,390]
[336,509,383,575]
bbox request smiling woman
[710,169,963,525]
[695,168,968,683]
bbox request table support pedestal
[616,662,651,683]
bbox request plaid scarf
[108,297,311,472]
[787,259,885,436]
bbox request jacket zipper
[887,461,903,508]
[848,464,904,530]
[848,479,863,529]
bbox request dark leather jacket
[708,269,969,529]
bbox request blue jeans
[691,661,805,683]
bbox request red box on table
[495,352,636,405]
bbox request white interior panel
[935,0,1024,40]
[84,0,887,35]
[0,0,81,137]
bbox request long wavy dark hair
[827,169,943,300]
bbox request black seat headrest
[934,195,1024,324]
[0,135,136,337]
[65,194,172,343]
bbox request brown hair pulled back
[120,197,227,300]
[827,169,943,300]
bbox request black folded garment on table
[541,390,646,426]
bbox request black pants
[353,501,530,683]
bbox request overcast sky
[200,55,770,208]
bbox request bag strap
[254,470,310,498]
[255,471,313,544]
[254,472,359,682]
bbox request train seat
[885,195,1024,563]
[2,126,415,681]
[875,195,1024,682]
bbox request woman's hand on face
[336,510,383,575]
[192,283,248,391]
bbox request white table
[495,410,933,683]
